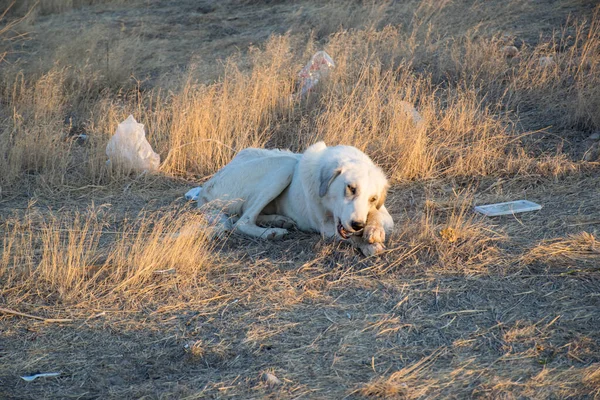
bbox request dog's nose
[351,220,365,231]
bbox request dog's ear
[376,183,389,209]
[319,163,342,197]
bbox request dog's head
[318,148,389,240]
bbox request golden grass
[2,206,216,304]
[379,190,507,275]
[357,351,600,399]
[1,1,599,398]
[582,364,600,394]
[523,232,599,270]
[4,13,597,188]
[356,348,457,399]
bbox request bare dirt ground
[1,0,600,399]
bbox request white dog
[197,142,393,256]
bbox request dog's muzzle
[337,219,363,240]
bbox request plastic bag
[399,101,424,127]
[185,186,202,201]
[298,51,335,95]
[106,115,160,173]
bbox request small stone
[502,45,518,58]
[588,132,600,141]
[583,151,595,161]
[262,372,282,387]
[583,143,600,161]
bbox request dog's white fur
[197,142,393,255]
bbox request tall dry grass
[1,206,217,304]
[379,189,507,275]
[1,4,599,397]
[0,2,28,64]
[0,69,73,187]
[3,3,598,190]
[0,1,598,298]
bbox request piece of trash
[185,186,203,201]
[261,372,282,387]
[399,101,424,127]
[21,372,61,382]
[74,134,88,146]
[538,56,555,68]
[474,200,542,216]
[153,268,176,275]
[298,51,335,95]
[106,115,160,173]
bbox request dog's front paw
[262,228,288,240]
[363,224,386,244]
[359,242,385,257]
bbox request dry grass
[1,0,600,398]
[0,3,20,63]
[0,0,128,17]
[1,2,598,188]
[3,20,593,188]
[3,2,598,189]
[523,231,600,271]
[2,205,217,306]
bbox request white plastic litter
[185,186,203,201]
[21,372,61,382]
[474,200,542,216]
[298,51,335,95]
[106,115,160,173]
[153,268,176,275]
[399,101,424,127]
[538,56,555,68]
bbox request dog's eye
[347,185,356,195]
[370,196,378,203]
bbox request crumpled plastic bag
[106,115,160,173]
[298,51,335,95]
[185,186,202,201]
[399,101,424,127]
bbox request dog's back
[198,148,300,211]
